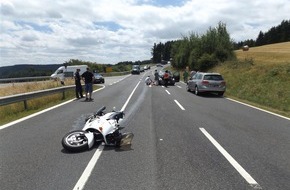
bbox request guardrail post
[24,100,28,110]
[62,91,65,100]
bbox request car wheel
[186,85,190,92]
[195,86,199,95]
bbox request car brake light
[201,80,209,85]
[221,81,226,86]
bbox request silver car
[187,72,226,96]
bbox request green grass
[0,85,101,125]
[210,42,290,118]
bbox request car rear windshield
[204,75,223,81]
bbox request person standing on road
[74,69,83,99]
[154,70,159,86]
[81,67,94,101]
[163,70,169,87]
[183,69,189,84]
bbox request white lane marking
[121,81,141,112]
[174,100,185,110]
[73,81,141,190]
[108,75,131,86]
[0,86,106,131]
[226,98,290,121]
[73,146,104,190]
[165,90,170,95]
[200,128,261,188]
[176,85,182,88]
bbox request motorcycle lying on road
[62,106,134,152]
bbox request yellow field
[235,42,290,65]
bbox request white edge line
[199,128,260,187]
[165,90,171,95]
[0,86,105,131]
[226,97,290,121]
[174,99,185,110]
[73,146,104,190]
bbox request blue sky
[0,0,289,66]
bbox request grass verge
[0,83,101,126]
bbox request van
[51,65,88,80]
[131,65,140,74]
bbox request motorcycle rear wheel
[62,130,89,152]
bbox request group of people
[145,69,170,87]
[75,67,195,101]
[145,69,196,87]
[74,67,94,101]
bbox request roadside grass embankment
[0,79,101,125]
[211,42,290,118]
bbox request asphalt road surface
[1,69,290,190]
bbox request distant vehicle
[172,71,180,82]
[140,66,145,72]
[158,70,175,86]
[144,65,151,70]
[131,65,140,74]
[156,63,163,67]
[51,65,88,80]
[93,73,105,84]
[187,72,226,96]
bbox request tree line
[151,20,290,71]
[152,22,234,71]
[233,20,290,49]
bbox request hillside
[211,42,290,117]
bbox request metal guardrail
[0,71,131,109]
[0,76,51,83]
[0,85,76,109]
[0,71,131,83]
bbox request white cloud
[0,0,289,66]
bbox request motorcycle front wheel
[62,130,89,152]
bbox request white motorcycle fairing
[61,106,133,152]
[84,132,95,149]
[83,112,122,145]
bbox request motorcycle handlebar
[95,106,106,116]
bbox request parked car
[156,63,163,67]
[93,73,105,84]
[187,72,226,96]
[140,66,145,72]
[158,70,175,86]
[144,65,149,70]
[172,71,180,82]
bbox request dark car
[158,70,175,86]
[93,73,105,84]
[172,71,180,82]
[131,65,140,74]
